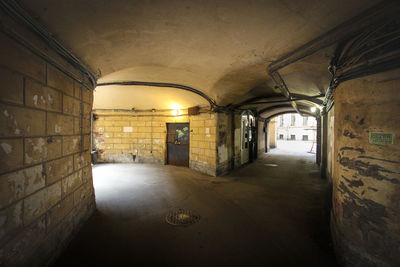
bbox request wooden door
[167,123,190,167]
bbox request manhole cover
[264,163,278,167]
[165,209,200,226]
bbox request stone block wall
[331,69,400,267]
[93,110,218,176]
[257,119,266,155]
[216,112,232,175]
[0,15,95,266]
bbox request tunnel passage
[54,152,337,267]
[0,0,399,266]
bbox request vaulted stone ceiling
[19,0,380,111]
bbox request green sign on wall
[369,132,394,146]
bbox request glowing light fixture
[310,106,317,113]
[170,103,182,116]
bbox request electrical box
[188,106,200,115]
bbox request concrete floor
[54,150,337,267]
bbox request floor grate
[165,209,200,226]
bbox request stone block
[0,104,46,137]
[0,138,23,173]
[0,66,23,104]
[45,155,74,184]
[205,119,216,127]
[62,135,81,156]
[191,127,199,134]
[83,103,91,119]
[74,151,90,170]
[210,127,216,134]
[0,34,46,83]
[47,65,74,96]
[24,137,62,165]
[0,170,24,209]
[105,126,121,133]
[63,95,81,117]
[62,171,82,197]
[191,120,205,127]
[46,193,73,231]
[120,138,132,144]
[94,126,104,133]
[73,81,82,99]
[23,187,47,224]
[81,165,92,184]
[102,121,114,127]
[0,200,23,243]
[153,127,165,133]
[137,133,147,139]
[73,183,92,206]
[113,121,127,127]
[25,79,61,112]
[73,117,80,134]
[47,181,62,209]
[210,142,216,149]
[82,88,92,104]
[114,132,130,138]
[47,112,74,135]
[114,143,130,150]
[24,164,45,196]
[83,134,90,150]
[1,214,46,265]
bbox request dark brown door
[167,123,189,167]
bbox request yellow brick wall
[93,110,218,175]
[0,18,95,266]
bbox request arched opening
[267,113,317,155]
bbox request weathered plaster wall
[326,107,335,182]
[257,120,265,154]
[0,17,95,266]
[216,113,232,175]
[331,70,400,267]
[233,113,242,168]
[268,118,277,149]
[93,110,218,176]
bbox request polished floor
[54,150,337,266]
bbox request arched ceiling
[18,0,380,111]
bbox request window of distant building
[290,134,295,140]
[280,115,284,126]
[279,134,284,139]
[302,135,308,141]
[303,116,308,126]
[290,114,295,126]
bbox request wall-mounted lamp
[310,106,317,113]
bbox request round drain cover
[165,209,200,226]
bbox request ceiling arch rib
[96,81,218,109]
[258,104,317,120]
[93,85,210,110]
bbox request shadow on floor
[54,150,337,267]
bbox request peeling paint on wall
[1,143,12,154]
[218,144,228,164]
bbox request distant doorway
[166,123,190,167]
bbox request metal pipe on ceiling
[96,81,220,110]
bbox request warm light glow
[171,109,183,116]
[170,103,183,116]
[169,103,182,110]
[310,106,317,112]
